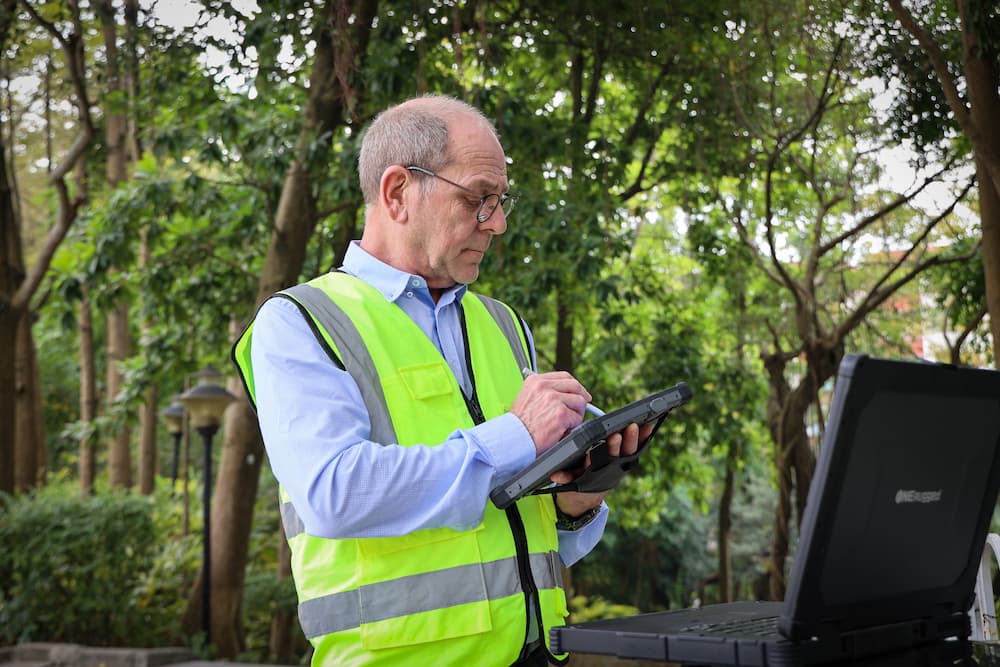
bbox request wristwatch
[554,503,602,531]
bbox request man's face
[406,119,509,290]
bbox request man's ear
[379,165,411,223]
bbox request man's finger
[606,432,622,457]
[622,422,640,456]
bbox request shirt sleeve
[250,296,536,539]
[557,504,609,568]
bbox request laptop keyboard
[680,615,782,638]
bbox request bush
[242,571,301,661]
[568,595,639,623]
[0,471,302,661]
[0,488,160,645]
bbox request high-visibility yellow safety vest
[233,272,569,666]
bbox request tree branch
[836,182,978,338]
[944,303,988,365]
[818,158,961,255]
[731,208,786,288]
[887,0,974,141]
[14,0,94,312]
[618,136,657,202]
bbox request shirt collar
[341,241,468,305]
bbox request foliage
[0,482,161,645]
[4,0,993,655]
[0,472,296,659]
[34,321,85,471]
[241,466,304,661]
[568,595,639,624]
[860,0,1000,160]
[573,485,716,611]
[242,572,300,661]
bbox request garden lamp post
[158,398,185,496]
[178,366,236,645]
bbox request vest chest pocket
[383,361,470,446]
[397,362,454,400]
[356,524,493,649]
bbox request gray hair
[358,94,498,205]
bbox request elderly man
[233,95,646,666]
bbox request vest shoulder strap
[471,293,533,374]
[284,282,398,446]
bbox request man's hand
[510,371,592,456]
[552,421,654,518]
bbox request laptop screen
[781,355,1000,638]
[819,392,1000,605]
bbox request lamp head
[158,399,186,435]
[179,367,236,429]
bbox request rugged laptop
[551,354,1000,666]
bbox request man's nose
[481,207,507,235]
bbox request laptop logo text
[895,489,943,504]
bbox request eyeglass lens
[478,194,516,223]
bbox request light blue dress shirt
[250,241,607,567]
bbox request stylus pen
[521,367,606,417]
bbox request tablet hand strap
[533,438,649,496]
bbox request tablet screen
[490,382,692,509]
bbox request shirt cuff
[558,503,608,567]
[468,412,536,484]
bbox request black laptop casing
[781,355,1000,640]
[551,354,1000,666]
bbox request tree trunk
[717,441,737,602]
[127,0,155,495]
[792,431,815,517]
[123,0,142,162]
[96,0,135,489]
[14,312,43,491]
[763,342,840,599]
[762,356,816,600]
[554,290,574,372]
[95,0,128,186]
[762,354,789,599]
[181,0,378,653]
[963,38,1000,365]
[9,0,94,497]
[106,302,132,488]
[766,406,816,600]
[959,2,1000,202]
[0,306,17,497]
[269,528,296,662]
[767,447,793,601]
[137,228,158,495]
[78,292,98,496]
[0,36,22,495]
[209,377,264,657]
[4,125,44,496]
[891,0,1000,365]
[138,383,158,495]
[974,156,1000,365]
[330,201,361,271]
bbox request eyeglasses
[405,165,517,224]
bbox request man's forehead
[450,140,507,183]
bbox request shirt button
[406,291,414,298]
[411,279,421,287]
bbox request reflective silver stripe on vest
[279,500,305,538]
[475,294,531,373]
[297,551,562,639]
[285,283,398,446]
